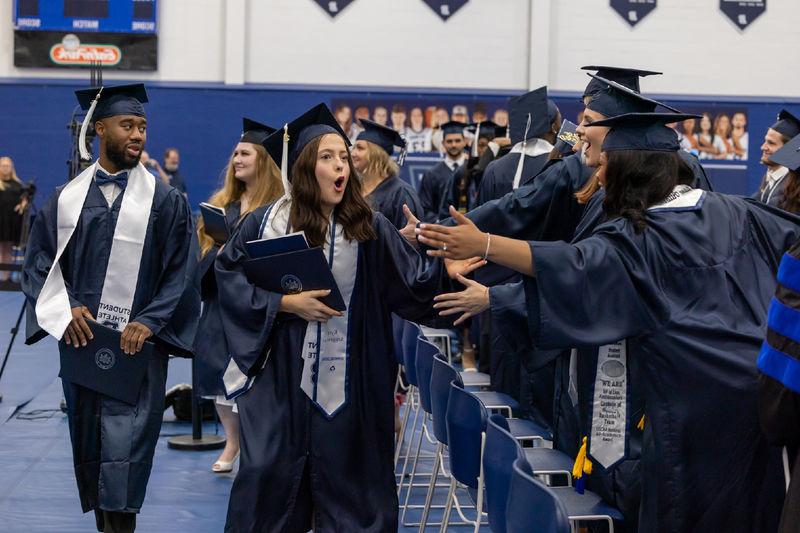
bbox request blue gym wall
[1,78,799,210]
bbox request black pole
[167,352,226,451]
[0,301,27,403]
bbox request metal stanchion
[167,355,226,450]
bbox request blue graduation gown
[366,175,423,230]
[194,202,242,397]
[522,192,800,532]
[215,208,451,533]
[476,151,550,206]
[418,160,460,223]
[21,179,198,513]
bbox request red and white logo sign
[49,34,121,66]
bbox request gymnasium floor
[0,291,484,532]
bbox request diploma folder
[199,202,229,245]
[245,231,309,258]
[58,321,154,405]
[243,247,346,311]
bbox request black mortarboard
[585,74,679,119]
[581,65,661,96]
[468,121,503,140]
[241,117,277,145]
[262,103,349,190]
[588,112,702,152]
[74,83,149,160]
[508,86,559,144]
[357,118,405,155]
[554,119,579,155]
[441,121,468,137]
[771,110,800,139]
[767,133,800,171]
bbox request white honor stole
[587,340,628,469]
[34,162,156,338]
[249,196,358,417]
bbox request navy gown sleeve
[418,168,441,223]
[523,226,671,349]
[214,207,283,376]
[393,183,424,230]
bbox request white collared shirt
[766,165,789,190]
[445,153,468,172]
[95,163,124,207]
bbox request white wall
[1,0,798,97]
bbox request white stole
[588,340,628,469]
[34,162,155,338]
[510,138,554,189]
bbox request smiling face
[410,107,424,130]
[96,114,147,171]
[232,142,259,184]
[761,128,786,167]
[350,139,370,173]
[576,107,610,168]
[315,133,351,213]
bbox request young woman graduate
[22,84,198,532]
[194,118,284,473]
[419,110,800,532]
[214,103,479,532]
[350,118,423,229]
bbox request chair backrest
[430,354,464,445]
[401,321,422,387]
[392,315,405,365]
[415,336,441,415]
[484,414,524,533]
[445,381,488,490]
[506,458,571,533]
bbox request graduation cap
[241,117,277,145]
[766,132,800,171]
[581,65,661,96]
[74,83,148,161]
[554,119,579,155]
[771,110,800,139]
[440,121,468,137]
[585,74,679,119]
[356,118,407,164]
[262,103,349,192]
[508,86,559,145]
[467,121,503,156]
[587,112,702,153]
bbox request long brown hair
[289,135,377,247]
[198,143,283,256]
[362,142,399,181]
[780,170,800,214]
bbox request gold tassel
[572,436,594,479]
[637,414,646,430]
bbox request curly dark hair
[602,150,694,233]
[289,134,377,247]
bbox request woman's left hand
[13,199,27,214]
[433,274,490,326]
[417,206,488,260]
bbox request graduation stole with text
[35,162,155,338]
[261,196,358,417]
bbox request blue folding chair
[490,415,573,485]
[396,321,423,470]
[483,414,525,533]
[440,381,489,532]
[507,457,623,533]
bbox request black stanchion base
[167,434,227,451]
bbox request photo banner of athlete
[720,0,767,31]
[12,0,157,70]
[609,0,657,27]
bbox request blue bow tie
[95,169,129,189]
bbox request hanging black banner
[609,0,657,27]
[422,0,469,21]
[312,0,356,18]
[720,0,766,31]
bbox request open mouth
[334,176,346,193]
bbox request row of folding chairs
[393,319,624,532]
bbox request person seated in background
[753,109,800,206]
[163,147,187,199]
[431,106,451,152]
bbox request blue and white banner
[610,0,657,27]
[422,0,469,21]
[312,0,356,18]
[720,0,766,31]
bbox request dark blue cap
[440,121,468,137]
[589,112,702,152]
[241,117,276,145]
[262,103,349,177]
[771,110,800,139]
[554,119,579,155]
[356,118,405,155]
[467,121,504,140]
[585,74,679,118]
[75,83,148,120]
[508,86,559,144]
[768,133,800,171]
[581,65,661,97]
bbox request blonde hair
[362,142,399,181]
[0,157,23,192]
[197,143,284,256]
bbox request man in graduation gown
[22,84,198,532]
[752,109,800,207]
[417,121,467,222]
